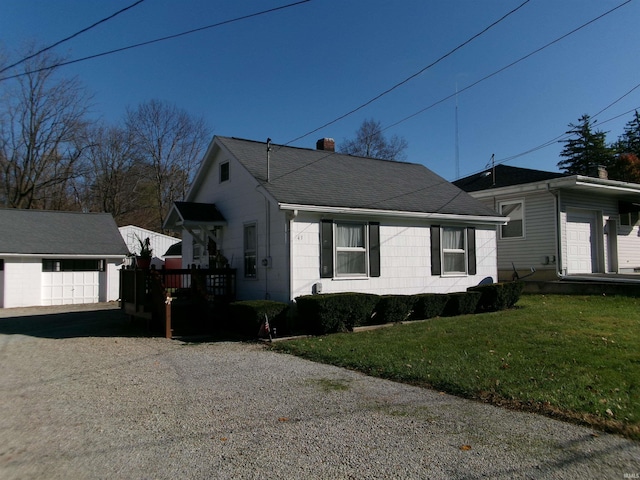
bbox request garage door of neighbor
[566,211,597,274]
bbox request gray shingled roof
[0,209,130,256]
[217,137,499,217]
[453,165,569,193]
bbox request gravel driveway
[0,303,638,479]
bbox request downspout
[287,209,298,302]
[264,196,271,299]
[255,185,272,300]
[549,186,564,279]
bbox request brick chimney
[597,165,608,179]
[316,138,335,152]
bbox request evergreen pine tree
[557,114,614,176]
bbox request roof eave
[469,175,640,199]
[278,203,507,225]
[0,253,128,258]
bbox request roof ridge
[220,135,420,167]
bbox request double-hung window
[442,227,467,274]
[244,223,257,278]
[320,220,380,278]
[431,225,476,276]
[335,223,367,276]
[499,200,524,239]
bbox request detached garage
[0,209,129,308]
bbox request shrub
[411,293,449,320]
[295,293,379,334]
[228,300,289,337]
[468,281,525,312]
[442,291,482,317]
[373,295,416,324]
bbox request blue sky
[1,0,639,181]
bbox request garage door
[566,211,597,274]
[42,271,100,305]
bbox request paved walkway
[0,304,638,479]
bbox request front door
[566,211,597,274]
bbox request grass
[271,294,640,439]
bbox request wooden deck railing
[120,267,236,338]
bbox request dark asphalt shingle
[217,137,499,217]
[0,209,129,256]
[453,164,568,193]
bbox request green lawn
[272,294,640,439]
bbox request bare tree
[340,118,408,161]
[125,100,210,232]
[0,48,91,209]
[80,124,156,225]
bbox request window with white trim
[244,223,257,278]
[430,225,476,276]
[499,200,524,239]
[335,222,367,276]
[320,220,380,279]
[442,227,467,275]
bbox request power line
[381,0,633,136]
[460,105,640,179]
[273,0,635,187]
[0,0,312,82]
[280,0,532,148]
[0,0,146,75]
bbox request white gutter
[278,203,507,225]
[471,175,640,200]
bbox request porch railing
[120,267,236,338]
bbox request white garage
[0,209,129,309]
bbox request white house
[118,225,181,269]
[163,136,507,303]
[454,164,640,281]
[0,209,129,308]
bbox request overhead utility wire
[381,0,632,136]
[0,0,311,82]
[490,79,640,169]
[272,0,632,184]
[0,0,146,75]
[280,0,531,148]
[461,105,640,179]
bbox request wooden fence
[120,267,236,338]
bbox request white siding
[290,213,497,300]
[478,191,557,277]
[119,226,180,262]
[189,149,290,302]
[103,260,122,302]
[559,190,618,274]
[618,225,640,271]
[3,258,42,308]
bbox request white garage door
[566,211,596,274]
[42,271,100,305]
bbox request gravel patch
[0,304,638,479]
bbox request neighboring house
[163,241,183,270]
[0,209,129,308]
[163,136,507,303]
[118,225,181,269]
[454,164,640,281]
